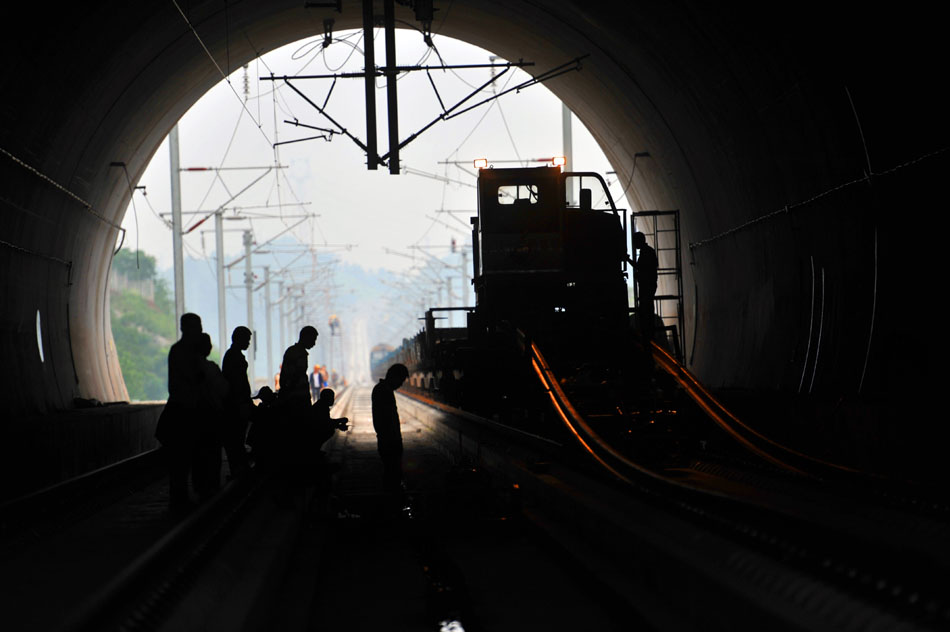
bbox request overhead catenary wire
[171,0,273,147]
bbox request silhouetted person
[194,333,228,498]
[307,388,348,517]
[372,363,410,497]
[629,231,658,341]
[222,326,252,478]
[310,388,349,447]
[279,326,319,413]
[159,312,204,509]
[246,386,278,470]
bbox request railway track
[395,337,950,631]
[5,373,947,631]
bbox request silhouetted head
[231,326,252,350]
[180,313,202,336]
[298,326,318,349]
[254,385,276,404]
[632,232,647,249]
[385,363,410,389]
[318,388,335,406]
[197,332,213,358]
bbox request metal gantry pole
[215,210,227,355]
[362,0,378,170]
[562,104,574,204]
[169,124,185,326]
[278,280,286,355]
[461,249,469,306]
[264,266,273,384]
[446,276,453,326]
[384,0,399,175]
[328,324,334,379]
[243,230,255,384]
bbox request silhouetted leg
[192,418,221,499]
[168,442,191,507]
[223,413,249,478]
[166,410,197,508]
[640,291,656,342]
[379,447,404,511]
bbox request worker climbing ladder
[631,210,685,363]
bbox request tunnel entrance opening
[111,29,636,402]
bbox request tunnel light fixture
[36,309,44,363]
[551,155,567,167]
[473,158,488,169]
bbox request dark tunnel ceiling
[0,1,946,418]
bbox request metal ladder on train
[631,210,685,364]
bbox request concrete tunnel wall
[0,1,945,482]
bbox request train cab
[471,165,629,341]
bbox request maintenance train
[370,162,653,426]
[370,163,868,487]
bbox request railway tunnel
[2,1,944,492]
[2,2,949,629]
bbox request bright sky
[123,28,630,274]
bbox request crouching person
[306,388,348,517]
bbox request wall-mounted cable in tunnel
[688,145,950,252]
[1,146,126,238]
[0,236,72,270]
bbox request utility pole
[562,104,574,205]
[277,280,286,355]
[384,0,399,174]
[264,266,273,385]
[215,210,227,355]
[169,124,185,326]
[461,248,469,307]
[243,230,255,385]
[362,0,377,169]
[446,276,453,326]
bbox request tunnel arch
[1,0,945,478]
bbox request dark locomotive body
[371,165,629,413]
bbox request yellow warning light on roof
[551,156,567,167]
[473,158,488,169]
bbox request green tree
[110,250,175,400]
[112,247,157,281]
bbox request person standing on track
[158,312,204,510]
[277,326,320,480]
[194,333,229,498]
[278,326,319,413]
[222,326,252,479]
[371,363,410,499]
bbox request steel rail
[402,363,950,628]
[60,473,263,632]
